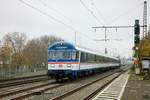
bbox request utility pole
[94,27,108,54]
[134,20,140,74]
[143,1,147,38]
[104,28,107,54]
[75,32,77,45]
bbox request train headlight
[67,64,71,68]
[51,64,55,67]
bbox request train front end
[47,42,80,81]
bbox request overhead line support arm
[92,25,146,29]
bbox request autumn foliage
[139,30,150,57]
[0,32,61,69]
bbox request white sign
[142,60,150,69]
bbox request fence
[0,65,47,79]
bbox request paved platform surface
[121,73,150,100]
[92,71,129,100]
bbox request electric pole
[134,20,140,74]
[143,1,147,38]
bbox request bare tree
[23,35,61,69]
[3,32,27,68]
[0,46,12,67]
[3,32,27,53]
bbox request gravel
[63,73,119,100]
[26,70,116,100]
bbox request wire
[19,0,76,31]
[109,2,143,24]
[18,0,106,54]
[38,0,99,43]
[38,0,73,24]
[79,0,104,26]
[90,0,108,25]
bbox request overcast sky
[0,0,149,58]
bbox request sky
[0,0,149,58]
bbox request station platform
[121,73,150,100]
[92,71,129,100]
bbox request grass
[128,67,150,81]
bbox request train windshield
[48,51,79,60]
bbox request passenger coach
[47,41,120,81]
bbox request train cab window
[63,51,71,60]
[48,51,56,60]
[48,51,78,60]
[71,52,76,60]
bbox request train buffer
[92,71,129,100]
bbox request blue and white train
[47,41,120,81]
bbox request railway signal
[134,35,140,44]
[92,19,146,74]
[134,20,140,35]
[134,20,141,74]
[134,20,140,45]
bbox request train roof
[76,46,118,60]
[48,41,76,51]
[48,41,119,60]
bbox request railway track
[4,83,64,100]
[0,77,71,99]
[51,72,123,100]
[0,80,55,98]
[0,68,127,100]
[0,74,49,88]
[51,68,127,100]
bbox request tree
[40,35,62,66]
[0,46,12,67]
[3,32,27,67]
[23,35,61,68]
[3,32,27,53]
[140,29,150,57]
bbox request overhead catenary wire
[37,0,91,41]
[79,0,110,49]
[38,0,98,44]
[109,1,143,24]
[79,0,104,26]
[18,0,103,53]
[19,0,76,31]
[90,0,112,43]
[90,0,108,25]
[38,0,73,24]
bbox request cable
[19,0,76,31]
[109,2,143,24]
[79,0,104,26]
[90,0,108,25]
[18,0,106,54]
[38,0,73,24]
[38,0,98,41]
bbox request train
[47,41,120,81]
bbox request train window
[63,51,71,59]
[71,52,76,60]
[76,51,79,60]
[48,51,78,60]
[80,52,86,62]
[48,51,56,60]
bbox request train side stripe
[48,62,80,64]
